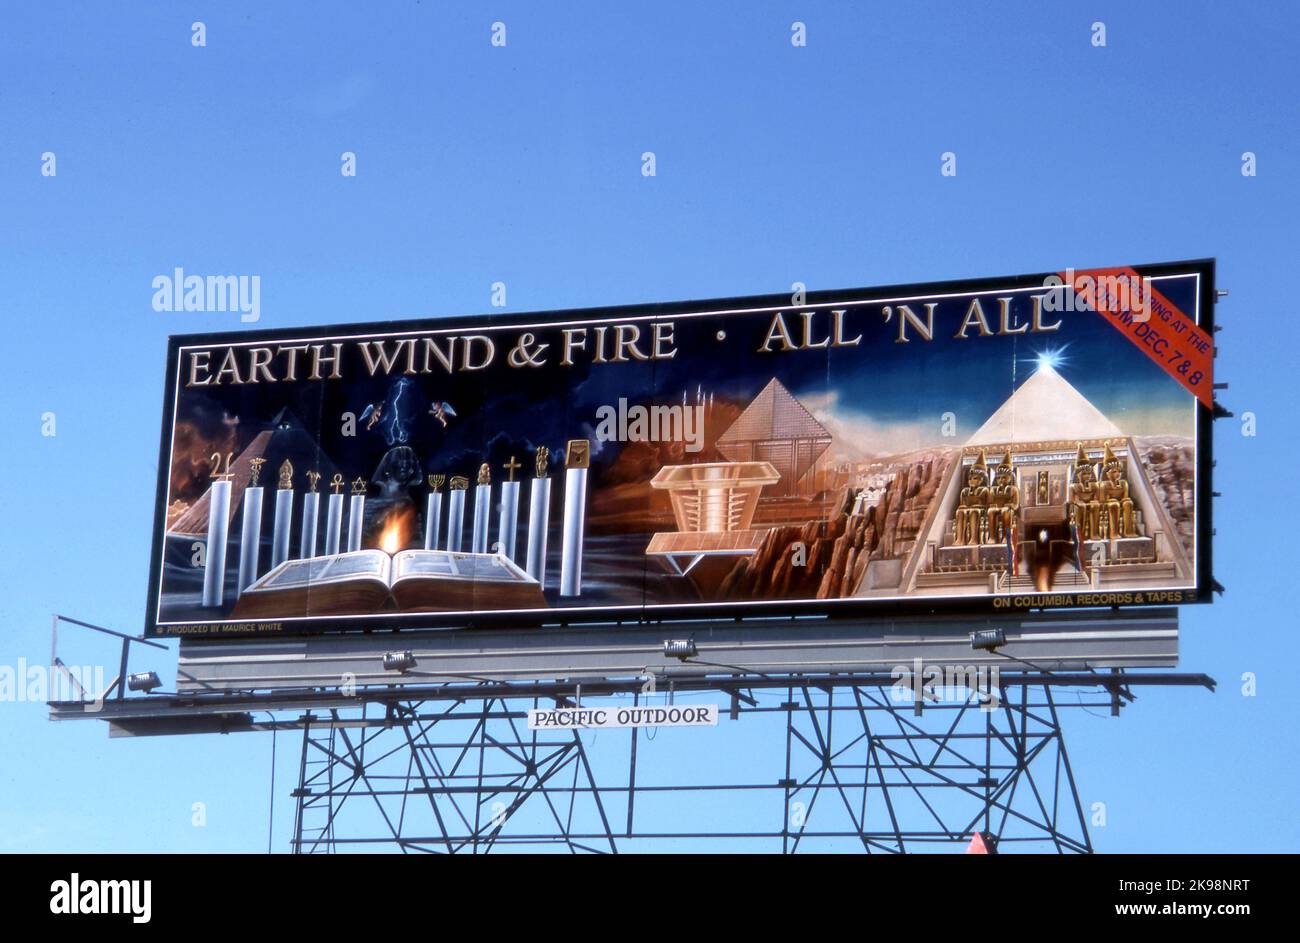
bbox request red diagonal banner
[1059,266,1213,406]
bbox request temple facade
[874,364,1193,598]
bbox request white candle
[202,478,231,607]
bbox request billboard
[145,260,1215,638]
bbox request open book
[231,548,545,619]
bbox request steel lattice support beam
[285,684,1098,854]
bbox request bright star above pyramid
[1027,344,1071,372]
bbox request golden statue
[306,470,321,493]
[278,459,294,490]
[249,457,267,487]
[954,450,991,545]
[987,450,1019,544]
[534,445,550,479]
[477,462,491,487]
[566,439,590,470]
[1068,444,1101,541]
[1098,442,1135,539]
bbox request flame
[378,507,414,555]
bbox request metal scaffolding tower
[46,614,1215,854]
[284,679,1154,854]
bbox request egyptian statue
[1068,443,1101,541]
[987,450,1020,544]
[955,450,991,545]
[1098,441,1135,539]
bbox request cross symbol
[503,455,521,482]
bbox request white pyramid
[967,363,1121,446]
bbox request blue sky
[0,1,1297,852]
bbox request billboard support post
[280,681,1117,854]
[47,613,1216,854]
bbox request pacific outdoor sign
[145,259,1215,638]
[527,704,720,731]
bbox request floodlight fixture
[663,638,698,661]
[382,651,418,673]
[969,628,1006,652]
[126,671,162,693]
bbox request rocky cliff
[1133,435,1196,559]
[718,451,954,600]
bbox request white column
[424,490,443,550]
[347,485,366,553]
[271,487,294,569]
[525,475,551,584]
[471,467,491,554]
[202,478,231,607]
[236,485,264,596]
[497,480,520,559]
[325,492,344,556]
[299,491,320,559]
[559,439,589,597]
[446,482,467,552]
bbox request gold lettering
[248,347,276,383]
[422,337,456,374]
[612,324,650,362]
[954,299,994,339]
[830,309,861,347]
[998,297,1028,335]
[309,343,343,380]
[561,329,586,366]
[277,345,309,381]
[187,351,212,386]
[759,312,796,352]
[1031,294,1063,333]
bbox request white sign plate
[527,704,719,730]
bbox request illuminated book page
[258,549,390,590]
[393,550,461,581]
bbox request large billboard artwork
[145,260,1215,638]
